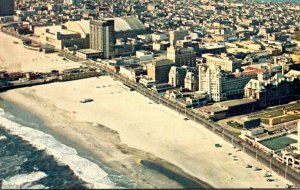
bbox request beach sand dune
[0,76,292,188]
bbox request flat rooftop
[37,25,78,35]
[152,59,174,66]
[198,105,227,113]
[216,98,257,108]
[259,135,297,151]
[77,49,101,54]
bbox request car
[254,167,262,171]
[215,143,222,148]
[184,118,189,121]
[266,178,274,182]
[264,173,272,177]
[246,164,252,168]
[80,98,94,103]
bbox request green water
[140,160,212,189]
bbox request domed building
[63,17,148,58]
[65,16,148,40]
[114,16,148,39]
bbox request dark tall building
[90,19,115,59]
[0,0,14,16]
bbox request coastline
[0,30,293,189]
[0,92,211,189]
[0,31,210,188]
[0,76,292,188]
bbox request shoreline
[0,29,294,187]
[0,76,292,188]
[0,94,211,189]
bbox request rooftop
[115,17,146,32]
[152,59,174,67]
[198,105,228,114]
[36,25,78,35]
[77,49,101,54]
[65,20,90,36]
[216,98,257,108]
[259,135,297,151]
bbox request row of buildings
[1,0,300,120]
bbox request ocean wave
[0,135,7,140]
[0,107,5,116]
[2,171,47,189]
[0,115,116,189]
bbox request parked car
[80,98,94,103]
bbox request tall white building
[199,65,256,101]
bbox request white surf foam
[0,115,116,189]
[0,135,7,140]
[2,171,47,189]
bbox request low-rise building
[139,77,156,88]
[76,49,101,60]
[198,98,258,120]
[151,83,174,93]
[136,50,153,61]
[165,89,208,108]
[34,24,89,50]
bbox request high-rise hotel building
[90,19,115,59]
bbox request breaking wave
[0,108,116,189]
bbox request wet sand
[0,30,293,188]
[0,76,292,188]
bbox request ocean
[0,100,136,189]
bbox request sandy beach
[0,76,292,188]
[0,31,293,188]
[0,32,81,73]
